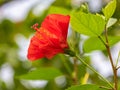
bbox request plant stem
[104,27,118,90]
[100,86,114,90]
[73,57,78,85]
[60,54,72,75]
[98,36,106,46]
[116,66,120,70]
[115,51,120,67]
[75,54,113,88]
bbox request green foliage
[113,0,120,19]
[0,0,120,90]
[48,6,70,15]
[18,67,63,80]
[106,18,117,28]
[102,0,116,20]
[66,84,107,90]
[52,0,71,9]
[0,0,12,6]
[70,12,105,36]
[83,36,120,52]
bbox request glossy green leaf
[103,0,116,20]
[48,6,70,15]
[106,18,117,28]
[83,36,120,52]
[17,67,63,80]
[70,12,105,36]
[66,84,107,90]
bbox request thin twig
[60,54,72,75]
[75,54,113,88]
[115,51,120,68]
[104,26,118,90]
[73,57,78,85]
[100,86,114,90]
[116,66,120,70]
[98,36,106,46]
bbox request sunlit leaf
[18,67,63,80]
[70,12,105,36]
[102,0,116,20]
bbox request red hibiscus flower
[27,14,70,61]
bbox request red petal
[41,14,70,40]
[27,14,70,61]
[27,35,45,60]
[27,44,44,61]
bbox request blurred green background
[0,0,120,90]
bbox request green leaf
[48,6,70,15]
[70,12,105,36]
[102,0,116,20]
[106,18,117,28]
[52,0,71,8]
[83,36,120,52]
[66,84,107,90]
[17,67,63,80]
